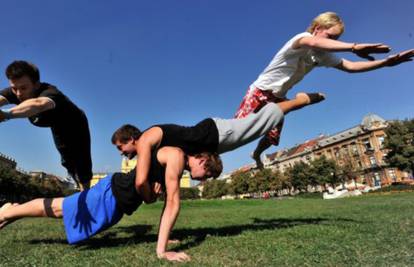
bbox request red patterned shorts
[234,86,285,145]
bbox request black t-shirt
[156,118,219,154]
[0,83,85,128]
[111,151,166,215]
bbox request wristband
[1,109,13,120]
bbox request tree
[286,161,312,192]
[180,187,200,200]
[310,156,340,188]
[269,170,291,194]
[202,179,228,199]
[249,168,272,193]
[0,164,66,203]
[384,119,414,174]
[228,172,250,195]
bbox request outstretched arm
[336,48,414,73]
[156,147,190,262]
[135,127,163,204]
[293,36,390,56]
[0,97,54,122]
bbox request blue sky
[0,0,413,177]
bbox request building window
[362,138,373,151]
[370,156,377,167]
[334,148,340,158]
[388,169,397,182]
[377,135,385,149]
[351,143,358,156]
[373,172,381,186]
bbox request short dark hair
[111,124,142,144]
[6,60,40,83]
[194,152,223,179]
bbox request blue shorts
[62,174,123,244]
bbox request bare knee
[44,198,64,218]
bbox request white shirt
[253,32,342,97]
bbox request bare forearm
[5,98,53,118]
[156,202,180,256]
[341,58,388,73]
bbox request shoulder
[139,126,163,144]
[157,146,185,165]
[284,32,313,51]
[39,83,62,96]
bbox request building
[90,172,108,187]
[0,152,17,169]
[261,114,410,187]
[29,170,73,189]
[121,158,136,173]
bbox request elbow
[33,98,54,112]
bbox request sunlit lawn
[1,192,413,266]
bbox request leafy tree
[384,119,414,174]
[202,179,228,199]
[249,168,272,193]
[0,164,67,203]
[310,156,339,188]
[269,170,291,194]
[286,161,312,191]
[180,187,200,200]
[228,172,250,195]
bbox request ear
[313,25,322,35]
[130,137,136,145]
[198,157,207,167]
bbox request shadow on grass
[171,217,360,251]
[28,216,359,250]
[28,224,154,248]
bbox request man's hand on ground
[158,251,190,262]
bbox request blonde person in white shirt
[234,11,414,169]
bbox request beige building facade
[263,114,411,186]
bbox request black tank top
[156,118,219,154]
[111,150,166,215]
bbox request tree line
[0,165,74,205]
[202,119,414,199]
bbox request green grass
[1,193,414,266]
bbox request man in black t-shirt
[0,61,92,190]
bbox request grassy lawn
[1,192,413,266]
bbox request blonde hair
[307,12,344,35]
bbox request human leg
[52,114,93,191]
[277,92,325,114]
[0,198,64,229]
[216,103,284,154]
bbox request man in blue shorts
[0,147,222,262]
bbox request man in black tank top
[0,146,222,262]
[112,92,324,204]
